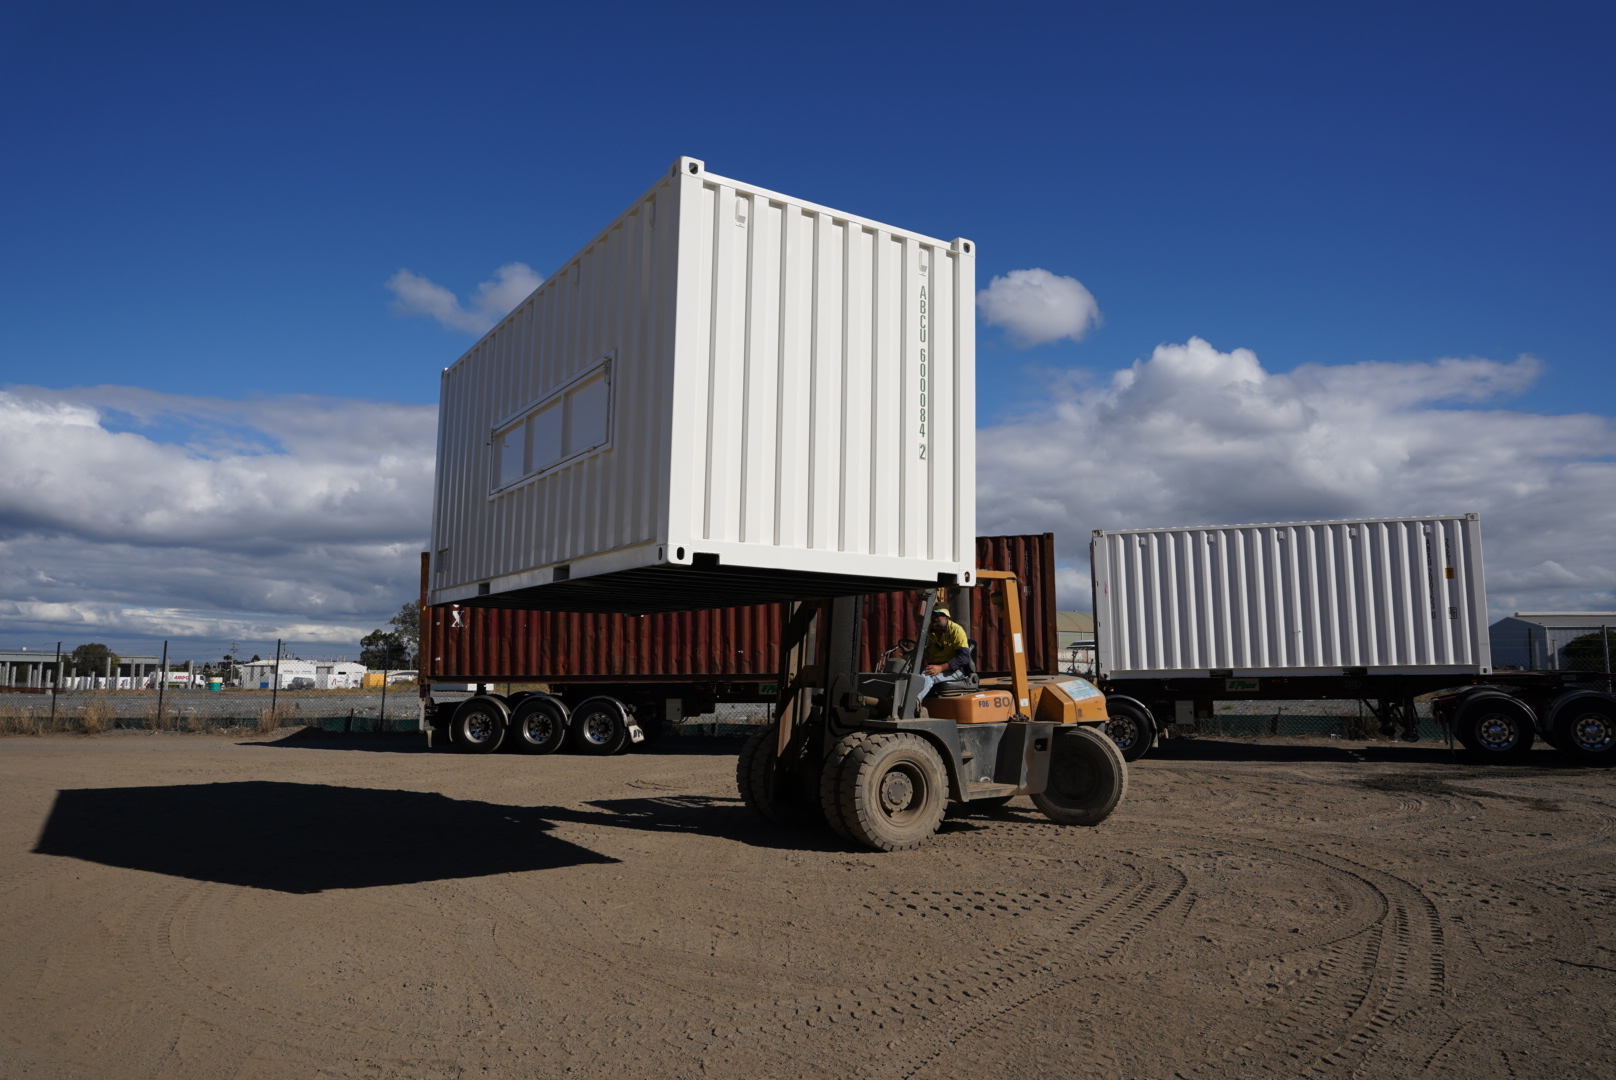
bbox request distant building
[1,650,162,689]
[239,660,368,690]
[1489,613,1616,671]
[1056,611,1095,675]
[1056,611,1094,650]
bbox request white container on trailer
[429,157,977,613]
[1091,514,1491,678]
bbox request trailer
[1089,514,1616,765]
[418,534,1062,753]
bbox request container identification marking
[918,282,927,460]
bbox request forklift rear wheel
[570,697,631,755]
[1032,726,1128,826]
[737,724,819,826]
[510,696,568,755]
[451,698,507,754]
[1453,693,1535,764]
[838,733,948,851]
[1103,700,1156,762]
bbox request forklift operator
[918,606,971,700]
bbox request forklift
[736,571,1128,851]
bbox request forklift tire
[1103,699,1156,762]
[1032,726,1128,826]
[736,724,819,827]
[819,732,875,840]
[1551,697,1616,766]
[1453,692,1535,764]
[838,733,948,852]
[570,697,631,755]
[509,696,568,755]
[451,697,507,754]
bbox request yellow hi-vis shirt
[924,620,970,667]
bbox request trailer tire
[737,724,819,827]
[1551,698,1616,767]
[450,697,507,754]
[1103,698,1156,761]
[510,696,568,755]
[1453,692,1535,763]
[838,733,948,852]
[570,697,631,755]
[1032,726,1128,826]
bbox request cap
[932,607,951,618]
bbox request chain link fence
[0,688,421,736]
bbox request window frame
[488,355,615,497]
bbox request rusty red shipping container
[423,534,1060,685]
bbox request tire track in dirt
[872,858,1190,1080]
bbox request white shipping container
[1091,514,1491,678]
[429,157,977,613]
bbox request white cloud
[977,268,1102,347]
[0,387,436,654]
[980,337,1616,618]
[387,262,543,334]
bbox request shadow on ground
[1143,737,1582,768]
[242,729,435,753]
[33,782,617,892]
[245,728,747,756]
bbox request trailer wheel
[838,733,948,852]
[1103,699,1156,762]
[450,697,507,754]
[736,724,819,826]
[1552,699,1616,766]
[1453,693,1535,763]
[510,696,568,755]
[570,697,631,755]
[1032,726,1128,826]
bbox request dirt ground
[1,730,1612,1080]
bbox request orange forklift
[737,571,1128,851]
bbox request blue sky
[1,1,1613,659]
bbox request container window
[497,422,527,487]
[566,374,609,455]
[490,358,614,493]
[530,400,563,470]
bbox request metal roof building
[1489,613,1616,672]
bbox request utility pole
[155,640,169,727]
[49,641,61,728]
[270,638,283,719]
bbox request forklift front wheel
[839,733,948,852]
[1032,726,1128,826]
[737,724,820,826]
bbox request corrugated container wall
[429,156,976,614]
[424,535,1058,683]
[1092,515,1491,678]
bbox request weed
[80,695,113,735]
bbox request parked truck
[1089,514,1616,766]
